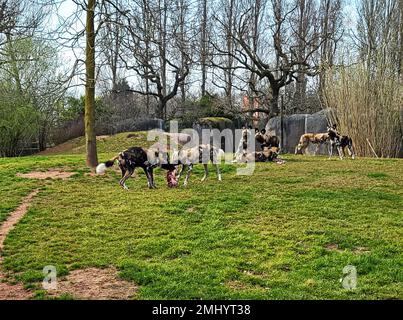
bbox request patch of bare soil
[47,267,137,300]
[17,169,76,180]
[96,135,109,141]
[353,246,371,254]
[0,275,33,300]
[325,243,344,252]
[0,189,39,300]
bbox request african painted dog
[255,129,280,150]
[295,133,330,156]
[327,125,356,160]
[96,147,175,189]
[239,146,280,163]
[172,144,225,186]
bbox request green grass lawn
[0,133,402,299]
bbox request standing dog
[172,144,224,186]
[295,133,330,155]
[327,126,355,159]
[96,147,171,189]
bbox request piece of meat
[166,169,178,188]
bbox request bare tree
[317,0,343,96]
[118,0,191,120]
[211,0,328,119]
[291,0,318,112]
[355,0,401,75]
[209,0,240,110]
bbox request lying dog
[327,125,356,159]
[96,146,175,189]
[295,133,330,155]
[255,129,280,150]
[239,146,280,163]
[172,144,224,186]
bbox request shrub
[324,61,402,158]
[0,91,39,157]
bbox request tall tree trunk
[179,0,186,104]
[295,0,307,112]
[157,99,165,119]
[200,0,208,96]
[85,0,98,169]
[225,0,234,107]
[143,0,151,114]
[158,0,168,119]
[270,86,280,118]
[399,0,403,80]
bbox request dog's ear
[261,129,266,135]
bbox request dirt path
[1,177,137,300]
[0,189,39,300]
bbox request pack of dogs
[96,124,355,189]
[295,124,355,160]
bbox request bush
[324,61,402,158]
[0,91,39,157]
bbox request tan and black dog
[240,146,280,163]
[295,133,330,155]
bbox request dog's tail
[96,155,119,174]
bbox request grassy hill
[39,131,151,155]
[0,132,402,299]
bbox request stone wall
[266,109,330,155]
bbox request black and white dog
[327,125,356,160]
[96,147,175,189]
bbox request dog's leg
[177,164,184,180]
[142,166,153,189]
[184,164,192,187]
[314,143,320,156]
[215,163,222,181]
[349,145,356,159]
[329,141,334,159]
[201,163,208,181]
[338,146,344,160]
[148,167,156,188]
[120,169,133,190]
